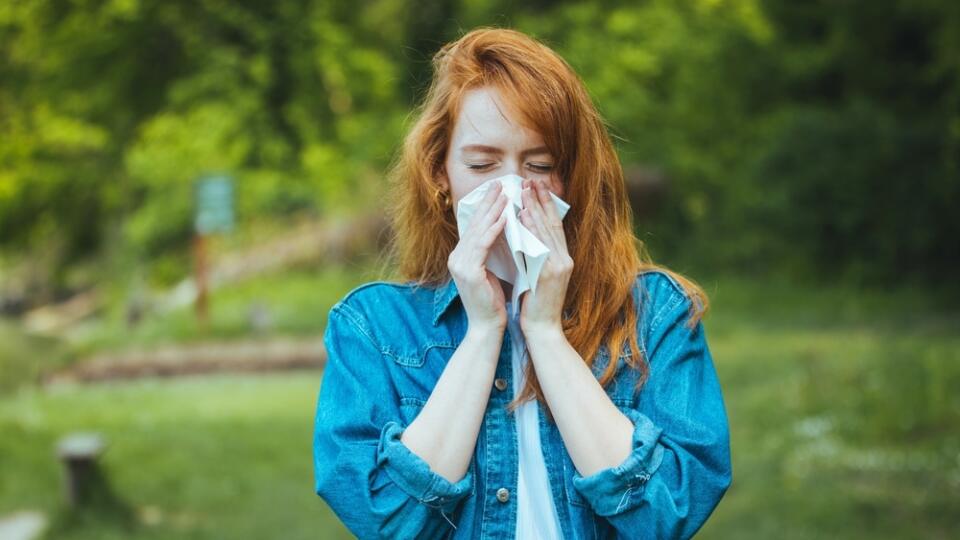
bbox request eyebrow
[459,144,552,157]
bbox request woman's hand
[447,181,509,335]
[518,177,573,337]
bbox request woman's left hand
[518,177,573,337]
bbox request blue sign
[194,174,234,234]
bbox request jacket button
[496,487,510,503]
[494,378,507,391]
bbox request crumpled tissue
[455,173,571,316]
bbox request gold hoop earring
[437,189,451,209]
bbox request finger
[533,180,568,251]
[476,209,508,252]
[467,209,508,273]
[464,193,508,266]
[521,185,555,251]
[465,181,502,230]
[463,181,503,237]
[518,207,537,238]
[535,178,563,225]
[472,192,508,240]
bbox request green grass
[697,276,960,539]
[0,372,353,539]
[1,273,958,538]
[0,321,72,392]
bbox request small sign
[194,174,234,234]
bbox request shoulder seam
[637,269,696,336]
[330,302,383,352]
[637,268,689,301]
[340,279,415,305]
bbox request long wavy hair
[381,26,708,417]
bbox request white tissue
[455,173,571,316]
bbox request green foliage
[0,0,408,288]
[519,0,959,284]
[1,0,958,290]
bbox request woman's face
[441,86,564,208]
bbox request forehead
[451,86,544,148]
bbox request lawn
[1,273,957,539]
[698,276,960,539]
[0,372,353,539]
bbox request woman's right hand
[447,181,510,335]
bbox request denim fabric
[313,269,732,539]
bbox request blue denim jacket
[313,269,731,539]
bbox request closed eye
[466,163,554,172]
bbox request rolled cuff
[376,420,474,514]
[571,407,665,516]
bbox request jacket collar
[432,276,460,326]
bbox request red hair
[381,26,708,416]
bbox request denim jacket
[312,269,732,539]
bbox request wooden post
[193,174,233,329]
[56,433,106,508]
[194,233,208,327]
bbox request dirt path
[46,337,327,384]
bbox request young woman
[313,27,731,539]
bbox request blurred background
[0,0,958,538]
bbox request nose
[501,161,523,179]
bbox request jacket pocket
[383,340,458,368]
[399,395,427,426]
[387,342,458,401]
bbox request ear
[438,167,450,191]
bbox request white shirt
[506,300,564,539]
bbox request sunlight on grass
[0,372,353,540]
[699,278,960,539]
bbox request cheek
[548,175,565,199]
[450,178,488,208]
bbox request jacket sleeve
[313,302,473,540]
[570,292,732,540]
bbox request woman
[313,26,731,539]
